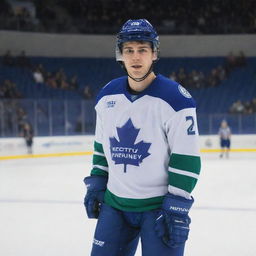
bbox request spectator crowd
[169,51,247,89]
[1,50,94,100]
[33,64,78,91]
[0,79,22,99]
[169,65,227,89]
[2,50,31,68]
[229,98,256,114]
[0,0,256,35]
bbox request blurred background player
[218,119,231,158]
[83,19,201,256]
[20,122,34,154]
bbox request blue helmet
[116,19,160,62]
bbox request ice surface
[0,152,256,256]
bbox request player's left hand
[155,193,193,248]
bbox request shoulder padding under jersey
[96,76,127,104]
[147,75,196,112]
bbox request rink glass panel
[0,99,255,137]
[0,99,96,137]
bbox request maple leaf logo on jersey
[109,118,151,173]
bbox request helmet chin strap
[126,64,154,82]
[128,66,153,82]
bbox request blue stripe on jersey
[96,74,196,111]
[96,76,127,104]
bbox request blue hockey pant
[90,203,185,256]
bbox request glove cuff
[84,175,108,191]
[162,193,194,216]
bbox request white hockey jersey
[91,74,201,212]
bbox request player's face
[221,121,227,128]
[122,41,157,79]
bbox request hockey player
[20,122,34,154]
[83,19,201,256]
[219,119,231,158]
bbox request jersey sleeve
[90,109,109,177]
[166,107,201,199]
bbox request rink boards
[0,134,256,160]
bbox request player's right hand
[83,175,108,219]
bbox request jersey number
[186,116,196,135]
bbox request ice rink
[1,152,256,256]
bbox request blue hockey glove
[83,175,108,219]
[155,193,194,248]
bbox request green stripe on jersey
[93,154,108,167]
[91,141,108,176]
[91,168,108,176]
[94,141,104,153]
[169,172,197,193]
[104,189,163,212]
[169,153,201,175]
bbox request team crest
[109,118,151,173]
[178,84,192,98]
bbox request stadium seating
[1,56,255,135]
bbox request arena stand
[1,54,256,136]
